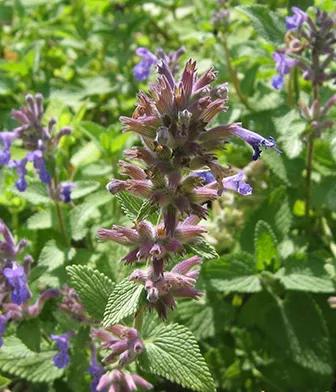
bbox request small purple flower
[58,182,75,203]
[50,333,71,369]
[88,347,105,392]
[195,171,216,184]
[229,125,280,160]
[3,262,31,305]
[286,7,307,30]
[272,51,296,90]
[0,314,8,347]
[133,48,158,81]
[0,132,18,165]
[27,149,51,185]
[223,172,252,195]
[9,158,28,192]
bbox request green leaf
[0,336,63,383]
[262,150,290,185]
[71,181,100,199]
[103,279,144,327]
[255,220,279,271]
[136,199,159,223]
[13,182,50,205]
[0,375,11,388]
[275,196,292,236]
[236,5,285,44]
[27,210,53,230]
[70,190,111,240]
[276,255,335,293]
[38,240,66,272]
[17,319,41,352]
[186,239,219,261]
[116,192,144,221]
[140,323,216,392]
[203,252,262,293]
[66,265,114,320]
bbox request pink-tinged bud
[124,147,155,165]
[11,109,30,124]
[131,374,153,390]
[192,185,217,203]
[97,226,139,245]
[27,288,59,317]
[119,160,147,180]
[106,179,127,194]
[175,223,206,243]
[120,116,158,138]
[129,269,148,283]
[136,221,155,241]
[126,180,152,198]
[92,328,115,342]
[193,67,217,92]
[200,98,226,123]
[97,373,114,391]
[182,215,201,225]
[322,95,336,115]
[171,255,202,275]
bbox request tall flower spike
[97,369,153,392]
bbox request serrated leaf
[255,220,279,271]
[0,336,63,383]
[276,255,335,293]
[70,190,111,240]
[13,182,50,204]
[67,265,114,320]
[116,192,143,221]
[17,319,41,352]
[27,210,53,229]
[71,180,100,199]
[262,150,290,185]
[140,323,215,392]
[103,279,144,327]
[275,196,292,236]
[136,199,159,223]
[186,239,219,261]
[38,240,66,271]
[203,252,261,293]
[236,5,285,44]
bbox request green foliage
[116,192,144,221]
[0,337,63,383]
[66,265,115,319]
[140,323,216,392]
[103,279,144,327]
[254,220,280,271]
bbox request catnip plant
[80,57,279,391]
[272,7,335,219]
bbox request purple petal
[223,171,252,196]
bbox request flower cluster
[272,7,336,91]
[100,57,278,317]
[0,219,59,346]
[0,94,74,202]
[133,47,185,81]
[51,333,72,369]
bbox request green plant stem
[134,305,145,331]
[222,36,253,111]
[50,181,70,246]
[304,134,314,219]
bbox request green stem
[304,133,314,219]
[50,180,70,247]
[222,36,252,111]
[134,305,145,331]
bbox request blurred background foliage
[0,0,336,391]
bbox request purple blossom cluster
[0,94,74,202]
[99,57,278,320]
[133,47,185,81]
[272,7,336,91]
[0,220,59,346]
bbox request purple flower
[3,262,31,305]
[50,333,71,369]
[58,182,75,203]
[229,125,280,160]
[27,149,51,185]
[0,132,17,165]
[223,172,252,195]
[10,158,28,192]
[195,171,216,184]
[286,7,307,30]
[88,347,105,392]
[272,51,296,90]
[0,219,26,260]
[133,48,158,81]
[271,74,285,90]
[0,314,8,347]
[97,369,153,392]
